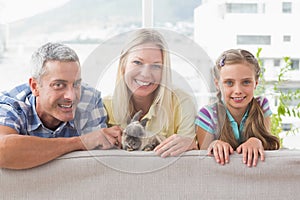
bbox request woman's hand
[236,137,264,167]
[207,140,234,165]
[154,134,195,158]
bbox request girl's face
[216,62,258,114]
[124,43,163,99]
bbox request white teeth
[60,104,72,108]
[136,80,151,86]
[233,97,244,101]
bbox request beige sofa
[1,149,299,200]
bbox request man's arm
[0,125,84,169]
[0,125,122,169]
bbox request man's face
[31,61,81,129]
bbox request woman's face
[124,43,163,98]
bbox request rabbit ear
[126,116,131,125]
[131,110,143,122]
[140,118,149,127]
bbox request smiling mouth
[231,97,246,101]
[135,80,152,86]
[58,104,73,109]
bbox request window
[274,59,280,67]
[290,59,299,70]
[0,0,210,104]
[237,35,271,45]
[283,35,291,42]
[282,2,292,13]
[0,0,143,91]
[153,0,200,38]
[226,3,258,13]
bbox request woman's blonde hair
[111,28,173,128]
[214,49,279,150]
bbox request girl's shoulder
[255,96,270,107]
[198,102,218,117]
[255,96,272,116]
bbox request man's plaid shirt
[0,83,107,138]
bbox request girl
[104,28,198,157]
[195,49,280,167]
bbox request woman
[104,28,198,157]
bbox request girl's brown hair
[213,49,279,150]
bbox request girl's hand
[207,140,234,165]
[154,134,194,158]
[236,137,264,167]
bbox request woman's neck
[132,94,154,116]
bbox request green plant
[256,48,300,147]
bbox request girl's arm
[196,126,234,165]
[196,126,214,149]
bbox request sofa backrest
[1,150,299,199]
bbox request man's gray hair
[30,42,80,81]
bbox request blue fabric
[195,96,272,142]
[225,109,249,142]
[0,83,107,138]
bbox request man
[0,42,122,169]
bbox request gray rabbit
[122,110,165,151]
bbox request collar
[225,108,249,123]
[225,107,249,141]
[141,103,158,120]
